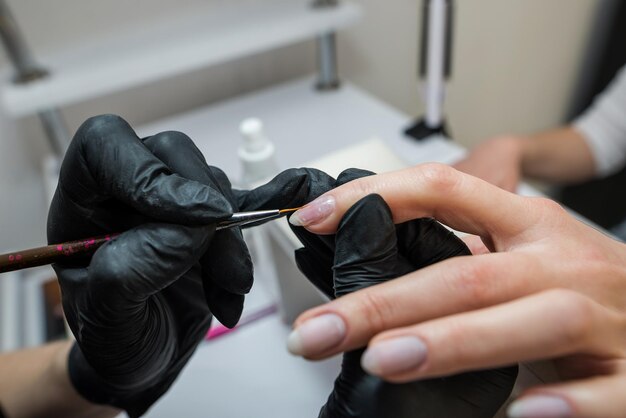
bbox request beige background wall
[340,0,599,145]
[0,0,602,249]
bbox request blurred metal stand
[313,0,340,90]
[0,0,70,156]
[37,109,70,156]
[405,0,454,140]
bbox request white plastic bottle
[238,118,279,186]
[238,117,281,306]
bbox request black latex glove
[251,167,518,418]
[234,167,336,213]
[48,115,253,417]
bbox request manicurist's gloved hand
[48,114,253,417]
[281,169,518,418]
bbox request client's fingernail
[287,313,346,356]
[289,196,336,227]
[361,337,427,376]
[507,395,573,418]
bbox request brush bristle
[279,207,303,214]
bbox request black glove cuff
[68,343,155,418]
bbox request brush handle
[0,208,297,274]
[0,234,118,273]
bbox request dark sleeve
[0,404,5,418]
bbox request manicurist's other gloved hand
[48,114,253,417]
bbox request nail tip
[286,331,303,355]
[288,214,303,227]
[507,402,525,417]
[506,395,573,418]
[288,196,335,227]
[361,337,428,377]
[360,351,380,375]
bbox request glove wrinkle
[75,296,176,389]
[335,168,376,185]
[63,115,234,225]
[236,168,337,212]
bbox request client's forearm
[521,126,597,183]
[0,341,119,418]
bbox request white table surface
[136,76,542,418]
[138,76,467,179]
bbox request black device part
[404,118,450,141]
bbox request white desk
[137,77,542,418]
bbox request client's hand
[289,182,516,417]
[288,163,626,418]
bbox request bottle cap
[240,118,268,153]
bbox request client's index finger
[297,163,535,248]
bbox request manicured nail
[361,336,428,376]
[289,196,336,227]
[507,395,573,418]
[287,313,346,356]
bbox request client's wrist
[65,342,122,418]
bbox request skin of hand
[452,135,524,192]
[48,114,255,417]
[453,127,597,191]
[517,127,597,184]
[0,341,119,418]
[289,185,517,418]
[286,163,626,418]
